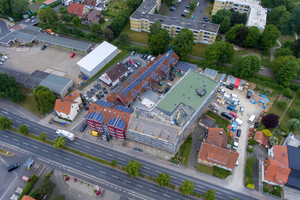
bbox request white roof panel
[76,41,117,72]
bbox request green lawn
[278,34,296,45]
[280,94,298,131]
[196,164,213,175]
[233,48,271,68]
[185,57,206,66]
[123,20,149,45]
[107,0,128,8]
[34,0,46,4]
[263,184,282,197]
[182,139,192,165]
[169,135,192,165]
[205,3,213,20]
[191,43,209,58]
[213,166,231,179]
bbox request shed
[231,77,237,84]
[238,80,246,90]
[226,75,234,85]
[203,68,218,80]
[199,115,215,129]
[40,73,73,97]
[235,78,241,88]
[77,41,118,77]
[219,73,226,82]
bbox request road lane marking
[76,162,81,165]
[107,154,113,157]
[25,124,30,127]
[163,194,170,198]
[156,171,160,173]
[172,176,177,179]
[22,142,28,145]
[75,142,80,145]
[143,166,150,169]
[7,117,12,119]
[118,157,125,161]
[43,150,48,153]
[33,146,38,149]
[137,184,143,188]
[12,138,18,141]
[228,196,234,199]
[124,180,131,183]
[100,171,106,174]
[216,192,221,194]
[95,150,101,152]
[196,185,204,188]
[54,154,59,157]
[34,128,39,130]
[149,189,156,193]
[3,135,8,138]
[87,166,93,169]
[65,158,70,161]
[16,120,21,123]
[181,180,185,182]
[112,175,118,179]
[84,145,91,149]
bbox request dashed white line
[54,154,59,157]
[216,192,221,195]
[107,153,113,157]
[112,175,118,179]
[156,171,160,173]
[181,180,185,182]
[172,176,177,179]
[32,146,38,149]
[22,142,28,145]
[95,149,101,153]
[143,166,150,169]
[87,166,93,169]
[76,162,81,165]
[228,196,234,199]
[65,158,70,161]
[12,138,18,141]
[163,194,171,198]
[25,124,30,127]
[149,189,157,193]
[124,180,131,183]
[16,120,21,123]
[137,184,143,188]
[7,117,12,119]
[3,135,8,138]
[84,145,91,149]
[118,157,125,161]
[100,171,106,174]
[43,150,48,153]
[34,128,39,130]
[75,142,80,145]
[196,185,204,188]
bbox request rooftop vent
[196,87,207,97]
[219,131,223,135]
[62,106,64,109]
[160,19,164,21]
[142,12,146,15]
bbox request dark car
[87,91,92,98]
[170,7,175,11]
[103,87,108,94]
[97,83,101,90]
[203,17,208,20]
[143,54,148,59]
[204,132,208,137]
[236,129,241,137]
[91,89,95,95]
[41,44,46,50]
[141,54,145,58]
[246,90,252,99]
[94,85,98,92]
[126,61,130,66]
[83,103,89,111]
[181,13,187,17]
[80,123,88,132]
[226,83,234,90]
[136,62,140,66]
[186,5,190,8]
[99,91,104,97]
[7,163,20,172]
[200,9,203,13]
[96,94,101,100]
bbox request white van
[248,114,255,124]
[230,94,237,99]
[235,118,243,126]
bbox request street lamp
[267,187,277,194]
[2,92,10,101]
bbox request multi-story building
[212,0,267,32]
[129,0,220,44]
[86,100,133,140]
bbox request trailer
[56,129,77,141]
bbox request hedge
[18,182,34,200]
[30,174,39,183]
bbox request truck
[227,105,238,113]
[56,129,76,141]
[232,138,239,150]
[64,0,74,6]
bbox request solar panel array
[132,90,137,98]
[114,105,134,113]
[94,112,104,122]
[95,100,114,108]
[152,73,157,80]
[161,65,166,72]
[108,117,117,126]
[87,112,97,119]
[169,57,175,64]
[176,61,197,72]
[142,81,148,88]
[116,119,125,129]
[121,49,174,97]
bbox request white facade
[77,41,118,77]
[56,103,80,121]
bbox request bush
[262,114,279,128]
[277,100,288,109]
[29,189,39,199]
[65,177,70,181]
[18,182,34,200]
[44,172,51,180]
[247,147,254,152]
[247,157,256,166]
[289,108,300,119]
[262,129,272,137]
[111,160,117,167]
[283,88,293,99]
[49,1,62,8]
[289,83,300,92]
[30,174,39,183]
[246,167,253,177]
[247,184,254,189]
[249,138,256,145]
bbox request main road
[0,108,273,200]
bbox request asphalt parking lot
[166,0,210,21]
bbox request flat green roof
[156,70,218,113]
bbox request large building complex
[212,0,267,32]
[130,0,220,44]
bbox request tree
[73,26,84,38]
[37,7,58,25]
[262,113,279,128]
[172,28,194,60]
[149,21,162,36]
[262,129,272,137]
[148,29,170,55]
[0,0,13,16]
[244,26,261,48]
[267,6,290,29]
[38,178,56,198]
[111,160,117,167]
[289,108,300,119]
[225,24,244,42]
[271,55,298,73]
[0,73,25,102]
[60,14,71,21]
[230,9,247,27]
[33,86,56,114]
[288,118,300,131]
[30,174,39,183]
[125,159,142,178]
[180,180,195,195]
[72,16,81,26]
[53,136,65,149]
[0,116,13,130]
[277,100,288,109]
[51,194,66,200]
[119,32,130,43]
[249,138,257,145]
[154,8,158,14]
[103,28,114,41]
[89,23,102,37]
[231,55,261,78]
[39,132,47,141]
[261,0,286,8]
[126,0,143,13]
[219,16,231,34]
[205,41,234,65]
[29,189,39,199]
[274,47,294,58]
[276,60,299,86]
[11,0,30,19]
[259,25,280,50]
[111,16,126,36]
[212,9,232,24]
[293,39,300,58]
[205,189,216,200]
[234,27,248,47]
[156,173,171,188]
[19,125,29,135]
[281,4,300,35]
[190,1,197,11]
[59,6,68,14]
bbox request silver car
[0,62,2,65]
[128,67,134,73]
[2,56,8,60]
[0,58,5,62]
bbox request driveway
[0,19,10,38]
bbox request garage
[76,41,118,77]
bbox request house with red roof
[254,131,269,149]
[54,90,82,121]
[68,3,89,18]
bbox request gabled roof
[102,63,127,83]
[68,3,85,16]
[198,143,239,170]
[273,145,289,168]
[87,9,101,23]
[83,0,96,6]
[63,90,80,101]
[54,91,80,114]
[22,195,36,200]
[254,131,269,147]
[264,159,291,185]
[207,128,227,148]
[287,145,300,170]
[286,169,300,189]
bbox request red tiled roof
[68,3,85,16]
[254,131,269,146]
[273,145,289,168]
[44,0,58,5]
[22,195,36,200]
[264,159,291,185]
[54,91,80,114]
[83,0,96,6]
[207,128,227,148]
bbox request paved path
[0,19,10,38]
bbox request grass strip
[0,148,14,156]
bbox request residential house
[99,62,128,87]
[22,195,36,200]
[254,131,269,149]
[83,0,105,11]
[198,128,239,171]
[286,145,300,190]
[68,3,89,18]
[82,9,103,24]
[54,90,82,121]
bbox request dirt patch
[277,93,289,101]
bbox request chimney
[219,132,223,135]
[60,99,63,102]
[227,149,231,154]
[282,152,286,157]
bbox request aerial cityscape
[0,0,300,200]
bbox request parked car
[204,132,208,137]
[7,163,20,172]
[128,67,134,73]
[94,85,98,92]
[129,59,134,64]
[83,93,88,100]
[0,62,3,65]
[97,83,101,90]
[150,57,156,61]
[80,123,88,132]
[126,61,130,66]
[2,56,9,60]
[0,58,5,62]
[131,51,135,56]
[88,99,92,104]
[87,91,92,98]
[99,91,104,97]
[170,7,175,11]
[91,89,95,95]
[133,63,138,68]
[226,83,234,90]
[183,10,189,13]
[186,5,190,8]
[147,55,152,61]
[136,62,140,66]
[197,2,199,6]
[181,13,187,17]
[25,19,30,22]
[103,87,107,94]
[236,129,241,137]
[92,96,97,102]
[143,54,148,59]
[41,44,47,50]
[141,54,145,58]
[96,94,101,100]
[31,19,36,23]
[229,112,238,118]
[240,106,244,113]
[83,103,89,110]
[70,53,75,58]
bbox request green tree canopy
[72,16,81,26]
[267,6,290,29]
[225,24,245,42]
[90,23,102,37]
[38,7,58,25]
[156,173,171,187]
[59,6,68,14]
[244,26,261,48]
[231,55,261,78]
[60,14,71,21]
[205,41,234,65]
[172,28,194,60]
[38,178,56,198]
[125,159,142,178]
[39,132,47,141]
[205,189,216,200]
[261,0,286,8]
[33,85,56,114]
[149,21,162,36]
[0,116,13,130]
[293,39,300,58]
[275,60,299,86]
[19,125,29,135]
[212,9,232,24]
[219,16,231,34]
[274,47,294,58]
[281,4,300,35]
[288,118,300,132]
[119,32,130,43]
[0,0,13,16]
[103,28,114,41]
[29,189,39,199]
[0,73,25,102]
[126,0,143,13]
[259,25,281,50]
[148,29,170,55]
[271,55,299,73]
[230,9,248,27]
[51,194,66,200]
[53,136,65,149]
[180,180,195,195]
[234,27,248,47]
[111,16,126,36]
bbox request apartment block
[130,0,220,44]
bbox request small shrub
[277,100,288,109]
[96,191,102,196]
[283,88,293,99]
[65,177,70,181]
[247,184,254,189]
[247,157,256,166]
[88,184,90,186]
[74,178,77,182]
[94,189,97,193]
[30,174,39,183]
[81,181,83,183]
[199,135,204,141]
[247,147,254,152]
[28,189,39,199]
[111,160,117,167]
[17,182,34,200]
[249,138,256,145]
[45,172,51,180]
[64,174,67,177]
[262,129,272,137]
[246,168,253,177]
